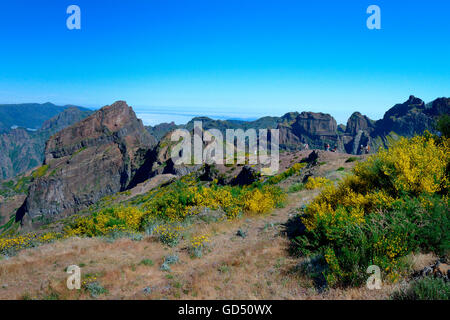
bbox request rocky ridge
[16,101,156,226]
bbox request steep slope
[279,112,343,151]
[374,95,436,136]
[16,101,156,226]
[146,122,179,141]
[370,96,449,151]
[0,102,91,133]
[277,96,449,154]
[0,107,93,180]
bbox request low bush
[288,183,305,193]
[294,134,449,287]
[304,177,332,190]
[391,277,450,300]
[189,235,210,258]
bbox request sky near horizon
[0,0,449,125]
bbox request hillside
[0,103,91,133]
[0,144,447,300]
[0,107,93,180]
[0,99,448,301]
[148,96,449,156]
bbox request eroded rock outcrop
[16,101,156,223]
[279,112,343,151]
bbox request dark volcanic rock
[17,101,156,223]
[375,95,433,137]
[231,165,260,186]
[279,112,343,151]
[146,122,179,141]
[339,112,376,154]
[294,112,338,137]
[426,97,450,117]
[345,112,375,136]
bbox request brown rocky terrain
[16,101,156,227]
[3,95,448,233]
[0,150,436,300]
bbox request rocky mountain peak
[345,112,375,136]
[16,101,157,226]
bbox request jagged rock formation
[279,112,343,151]
[9,96,449,228]
[278,96,449,154]
[375,95,435,136]
[0,107,93,180]
[16,101,156,224]
[369,96,449,152]
[146,122,179,141]
[143,96,448,157]
[339,112,376,154]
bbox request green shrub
[83,281,108,298]
[345,157,358,163]
[139,259,154,266]
[31,165,49,179]
[288,183,305,193]
[293,135,449,288]
[436,114,450,139]
[391,277,450,300]
[294,195,449,287]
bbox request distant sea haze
[133,106,261,126]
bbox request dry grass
[0,153,415,300]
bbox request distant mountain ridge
[146,95,449,154]
[7,95,448,229]
[0,102,91,133]
[1,95,448,182]
[0,106,93,180]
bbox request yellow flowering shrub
[266,162,306,184]
[64,165,291,245]
[353,135,449,195]
[154,224,184,247]
[295,134,450,287]
[67,207,141,237]
[304,176,332,190]
[190,234,210,257]
[302,136,449,231]
[0,232,59,255]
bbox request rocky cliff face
[279,112,343,151]
[278,96,448,154]
[374,95,434,137]
[16,101,156,224]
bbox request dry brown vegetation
[0,150,432,300]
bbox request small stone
[236,229,247,238]
[143,286,152,294]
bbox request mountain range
[0,96,448,229]
[0,105,93,180]
[146,95,449,154]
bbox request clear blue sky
[0,0,449,124]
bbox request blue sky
[0,0,449,125]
